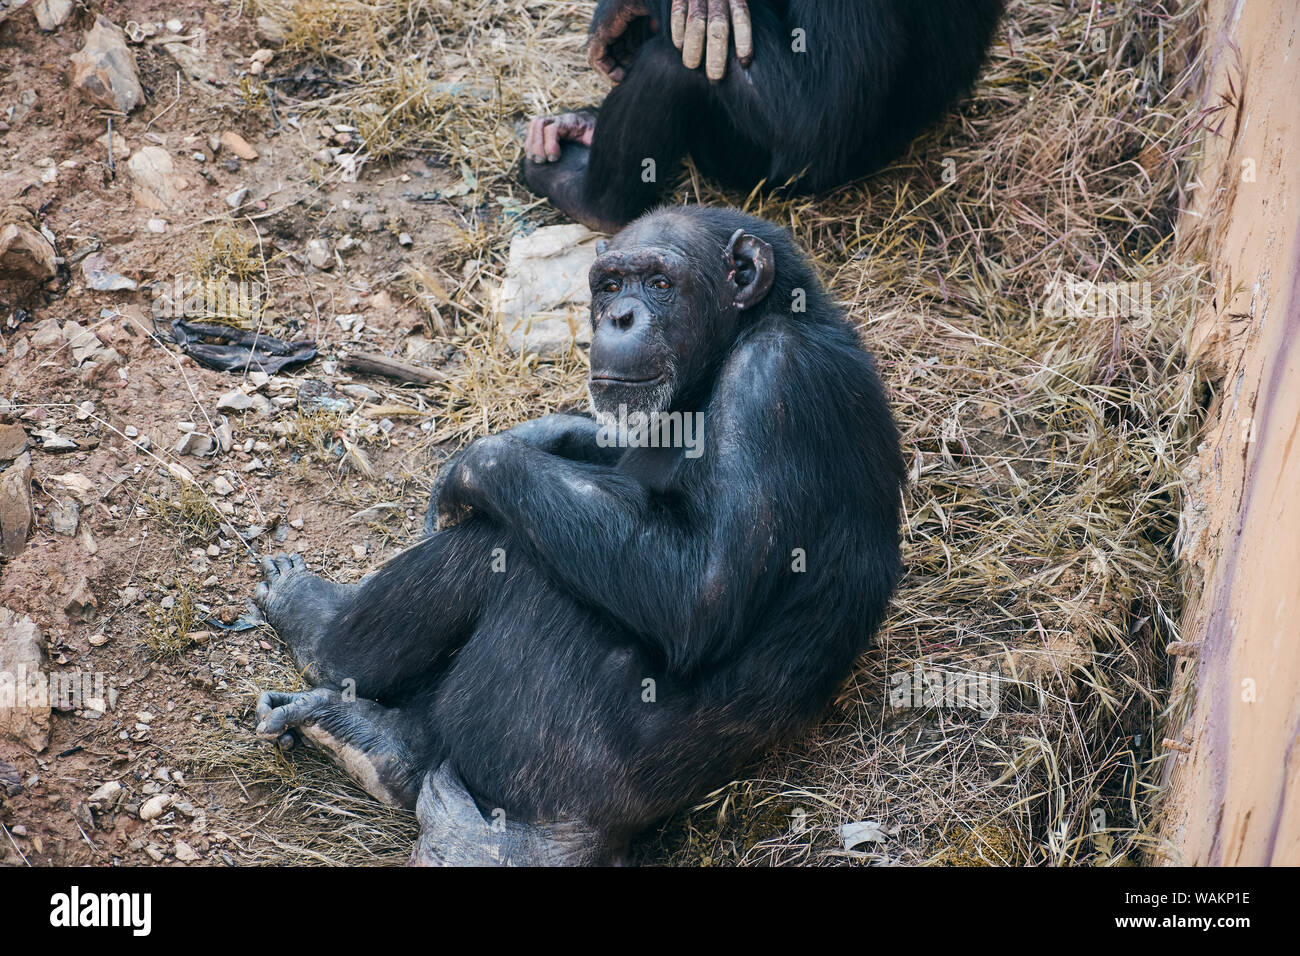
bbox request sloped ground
[1,0,1211,866]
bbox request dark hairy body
[251,206,904,864]
[524,0,1006,231]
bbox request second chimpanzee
[250,206,904,865]
[524,0,1005,231]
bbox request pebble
[306,238,333,270]
[174,841,200,862]
[220,130,259,161]
[146,219,168,234]
[225,186,250,209]
[398,232,413,247]
[212,475,234,496]
[139,793,173,821]
[216,389,253,413]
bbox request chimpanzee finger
[543,121,562,162]
[524,118,542,163]
[682,0,706,69]
[670,0,688,49]
[730,0,753,66]
[705,0,729,81]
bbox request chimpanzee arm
[426,413,621,534]
[435,344,785,674]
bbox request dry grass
[205,0,1213,866]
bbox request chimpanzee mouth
[589,373,666,388]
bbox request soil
[0,1,467,865]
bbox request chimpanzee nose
[607,300,641,332]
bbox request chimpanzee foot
[251,553,356,685]
[410,763,617,866]
[255,688,426,808]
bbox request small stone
[352,544,367,561]
[33,0,74,31]
[0,209,58,282]
[143,844,165,862]
[225,186,250,209]
[212,475,234,496]
[69,16,144,114]
[174,840,200,862]
[0,607,50,750]
[65,577,98,623]
[49,498,79,535]
[216,389,253,413]
[82,252,138,292]
[220,130,258,161]
[306,238,332,270]
[38,432,78,452]
[174,431,214,457]
[297,380,352,415]
[95,129,130,161]
[128,146,182,211]
[147,218,167,234]
[340,384,381,403]
[0,423,28,462]
[88,633,110,647]
[123,425,139,438]
[88,781,122,804]
[31,319,64,349]
[139,793,173,821]
[398,232,413,247]
[0,453,34,558]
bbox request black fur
[254,207,905,863]
[534,0,1004,228]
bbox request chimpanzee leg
[252,516,504,698]
[410,763,617,866]
[523,42,703,231]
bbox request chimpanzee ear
[725,229,776,310]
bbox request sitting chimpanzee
[251,206,904,865]
[524,0,1005,232]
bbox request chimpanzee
[524,0,1005,231]
[251,206,904,865]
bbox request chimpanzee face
[586,217,777,427]
[586,245,704,425]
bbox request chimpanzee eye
[649,276,672,291]
[601,278,622,294]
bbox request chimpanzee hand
[590,1,754,84]
[670,0,753,81]
[429,417,610,531]
[589,1,654,84]
[430,435,513,530]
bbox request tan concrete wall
[1158,0,1300,866]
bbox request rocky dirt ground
[0,0,522,866]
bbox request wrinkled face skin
[586,242,721,425]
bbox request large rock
[0,452,33,558]
[0,607,51,752]
[0,207,57,281]
[69,16,143,113]
[495,224,599,358]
